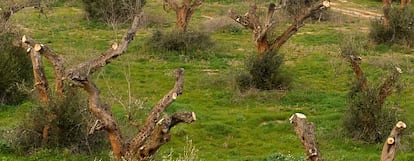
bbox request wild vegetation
[0,0,414,160]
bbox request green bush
[369,8,414,47]
[343,86,399,143]
[145,30,215,59]
[236,50,291,91]
[11,90,108,154]
[0,32,33,105]
[341,42,401,143]
[81,0,146,23]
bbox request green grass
[2,0,414,161]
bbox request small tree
[163,0,204,32]
[12,1,196,160]
[341,41,403,143]
[229,1,330,54]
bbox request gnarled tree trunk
[15,4,196,161]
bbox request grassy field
[1,0,414,160]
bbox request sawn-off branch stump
[381,121,407,161]
[290,113,323,161]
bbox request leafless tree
[12,1,195,160]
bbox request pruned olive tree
[341,42,403,143]
[229,1,330,54]
[162,0,204,32]
[11,1,195,161]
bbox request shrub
[145,30,215,59]
[343,86,399,143]
[0,32,33,105]
[81,0,146,23]
[341,42,401,143]
[236,50,291,91]
[11,90,108,154]
[369,8,414,47]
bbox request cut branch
[67,12,144,82]
[269,2,329,50]
[136,111,196,160]
[128,68,185,154]
[19,35,66,94]
[290,113,324,161]
[347,55,368,90]
[381,121,407,161]
[28,44,49,103]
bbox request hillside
[1,0,414,160]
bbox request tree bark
[229,1,330,54]
[164,0,204,32]
[381,121,407,161]
[27,45,49,104]
[289,113,324,161]
[0,1,42,30]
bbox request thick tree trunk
[176,8,190,32]
[289,113,324,161]
[164,0,204,32]
[381,121,407,161]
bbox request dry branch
[290,113,324,161]
[67,12,144,82]
[347,55,367,90]
[381,121,407,161]
[136,111,196,160]
[0,1,42,29]
[128,68,185,154]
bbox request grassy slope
[1,0,414,160]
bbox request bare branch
[269,2,329,50]
[381,121,407,161]
[67,11,144,81]
[128,68,185,154]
